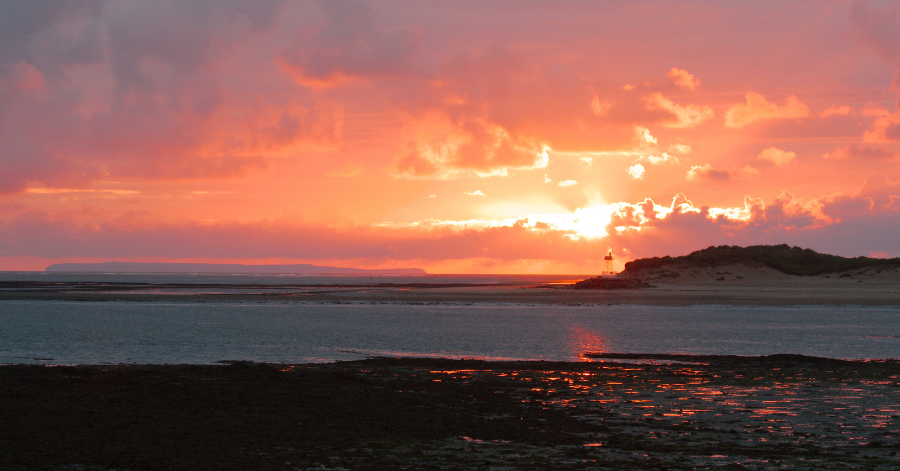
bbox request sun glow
[373,193,765,248]
[560,205,617,239]
[375,203,617,239]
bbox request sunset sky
[2,0,900,273]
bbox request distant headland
[45,262,427,275]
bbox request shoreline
[5,352,900,367]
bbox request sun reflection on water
[568,326,608,360]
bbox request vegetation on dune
[624,244,900,276]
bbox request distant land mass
[45,262,427,275]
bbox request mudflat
[1,356,898,470]
[2,276,900,305]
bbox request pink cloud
[279,0,422,88]
[4,175,900,269]
[0,1,348,194]
[275,3,751,180]
[0,211,606,263]
[724,92,809,128]
[855,174,900,209]
[3,1,900,271]
[851,1,900,61]
[602,179,900,260]
[279,4,601,178]
[1,61,46,93]
[821,105,852,118]
[850,0,900,98]
[686,164,758,181]
[824,143,898,160]
[863,111,900,142]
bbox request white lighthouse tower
[601,248,617,278]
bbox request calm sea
[1,273,898,364]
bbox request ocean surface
[1,273,899,364]
[0,272,900,364]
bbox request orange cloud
[667,143,691,155]
[724,92,809,128]
[665,67,700,91]
[391,116,548,180]
[634,127,658,147]
[627,164,645,179]
[590,96,612,115]
[645,153,679,165]
[644,93,714,128]
[327,164,365,178]
[757,147,796,165]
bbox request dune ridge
[578,244,900,286]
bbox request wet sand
[2,277,900,305]
[1,356,898,470]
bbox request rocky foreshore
[571,276,654,290]
[2,356,898,470]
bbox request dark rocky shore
[2,356,899,470]
[571,277,653,289]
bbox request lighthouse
[601,248,617,278]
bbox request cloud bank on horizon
[1,0,900,273]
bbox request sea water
[1,300,898,364]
